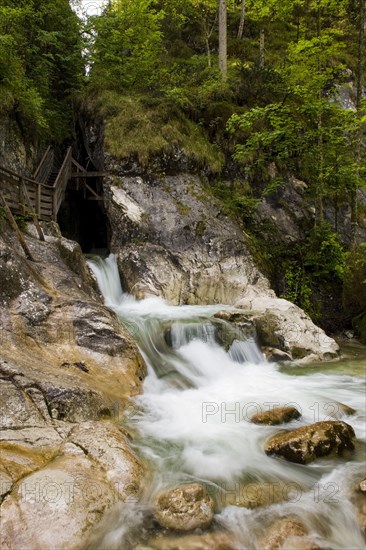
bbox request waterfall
[87,255,366,550]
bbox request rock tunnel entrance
[57,174,110,254]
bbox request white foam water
[87,255,366,549]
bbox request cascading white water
[88,255,366,549]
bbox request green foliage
[89,0,164,92]
[343,242,366,316]
[94,92,224,172]
[281,263,315,317]
[304,224,346,280]
[0,0,83,141]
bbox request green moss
[91,92,225,173]
[175,200,190,215]
[352,312,366,344]
[195,220,206,237]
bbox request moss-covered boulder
[265,421,355,464]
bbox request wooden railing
[0,146,100,222]
[0,165,54,220]
[33,146,54,184]
[52,147,72,220]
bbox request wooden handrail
[53,147,72,189]
[0,164,54,189]
[52,147,72,220]
[0,147,102,222]
[33,146,52,179]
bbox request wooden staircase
[0,147,105,223]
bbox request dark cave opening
[57,178,110,254]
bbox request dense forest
[0,0,365,337]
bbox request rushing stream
[87,255,366,549]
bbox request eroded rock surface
[153,483,215,531]
[0,223,146,547]
[265,421,356,464]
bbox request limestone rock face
[251,406,301,426]
[0,225,146,547]
[265,421,356,464]
[103,168,339,362]
[104,171,271,306]
[153,483,215,531]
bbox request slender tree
[219,0,227,80]
[237,0,246,39]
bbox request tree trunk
[315,0,323,226]
[205,34,212,67]
[351,0,365,244]
[237,0,246,39]
[219,0,227,81]
[356,0,365,111]
[259,28,265,68]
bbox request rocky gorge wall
[102,154,339,363]
[0,220,146,548]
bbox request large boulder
[153,483,215,531]
[235,292,339,362]
[265,421,356,464]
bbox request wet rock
[281,535,321,550]
[265,421,355,464]
[0,227,147,546]
[262,347,293,362]
[148,531,237,550]
[352,477,366,536]
[221,481,289,509]
[0,455,117,550]
[258,518,309,550]
[213,311,256,341]
[153,483,215,531]
[251,406,301,426]
[68,421,144,499]
[322,401,357,420]
[360,478,366,493]
[71,300,129,355]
